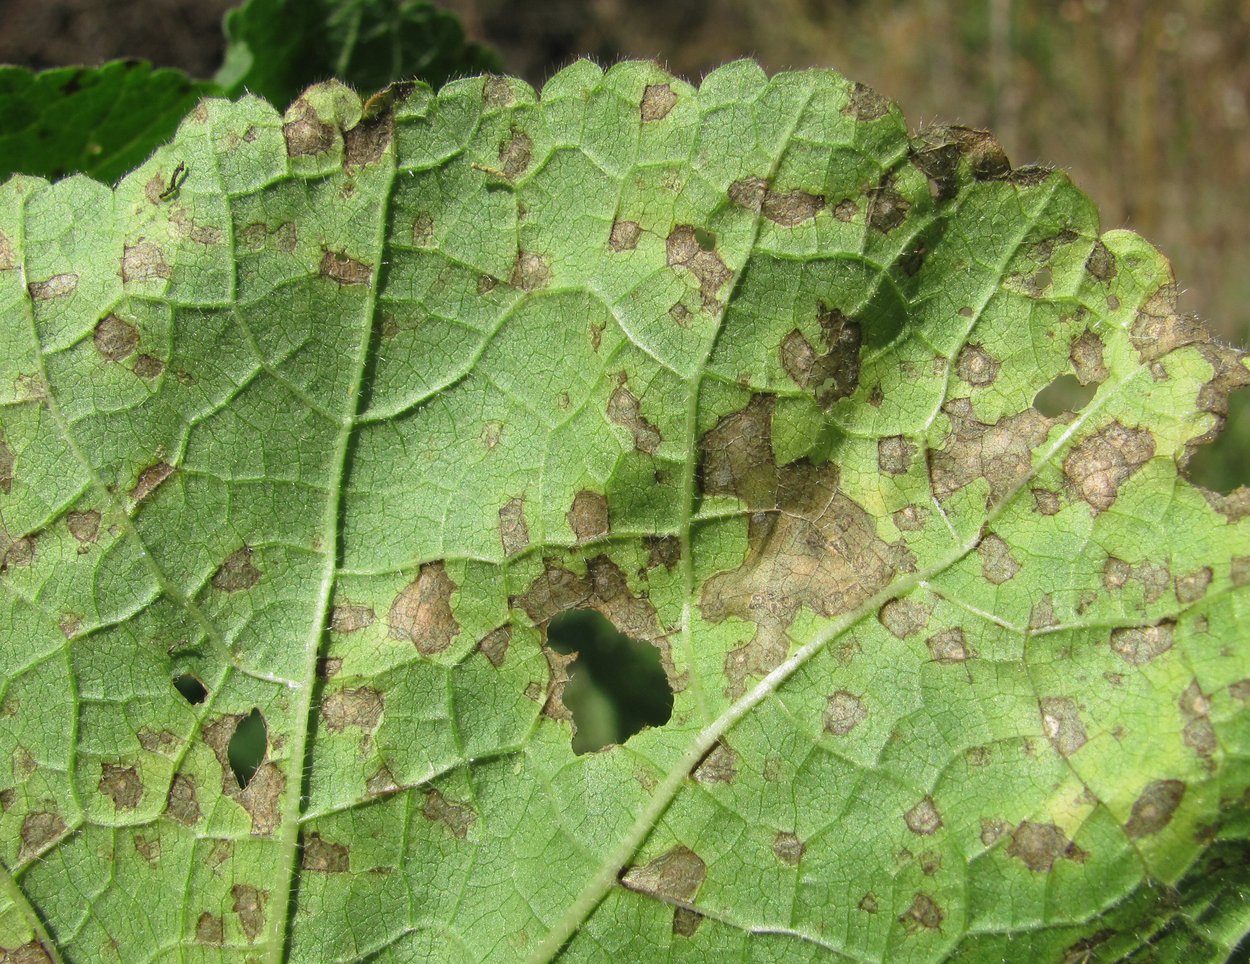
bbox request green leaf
[0,61,217,184]
[1,61,1248,962]
[215,0,501,108]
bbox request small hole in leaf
[228,708,266,789]
[1187,386,1250,494]
[1032,374,1096,417]
[694,228,717,251]
[172,674,207,705]
[546,609,673,755]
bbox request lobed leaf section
[0,60,1248,962]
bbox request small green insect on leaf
[0,60,1248,962]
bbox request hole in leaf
[172,673,207,705]
[228,708,266,789]
[694,227,717,251]
[1032,373,1096,417]
[546,609,673,755]
[1187,386,1250,494]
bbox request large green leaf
[215,0,500,108]
[1,61,1248,962]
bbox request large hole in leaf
[546,610,673,755]
[228,708,266,789]
[694,227,717,251]
[172,673,207,705]
[1032,373,1097,417]
[1186,387,1250,494]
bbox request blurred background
[2,0,1248,347]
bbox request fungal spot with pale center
[640,83,677,121]
[546,608,673,755]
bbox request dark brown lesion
[517,554,681,695]
[697,394,913,697]
[779,304,862,410]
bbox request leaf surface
[0,61,1248,962]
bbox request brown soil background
[2,0,1248,345]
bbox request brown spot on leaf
[166,773,200,825]
[388,561,460,655]
[844,82,890,120]
[231,884,267,943]
[1179,679,1216,758]
[483,76,513,106]
[824,690,866,735]
[1231,557,1250,587]
[423,788,475,839]
[622,845,706,902]
[608,383,662,454]
[343,108,393,169]
[121,243,171,283]
[772,831,805,866]
[212,548,260,592]
[0,434,12,495]
[195,913,223,944]
[699,395,909,694]
[640,83,677,121]
[133,832,160,865]
[94,315,139,361]
[1064,421,1155,513]
[894,505,926,531]
[1125,779,1185,838]
[859,893,880,914]
[779,304,862,410]
[497,497,531,557]
[1085,241,1117,283]
[644,535,680,570]
[978,532,1020,584]
[411,212,435,247]
[67,510,101,544]
[510,251,551,291]
[692,742,737,784]
[478,625,511,667]
[1111,621,1174,666]
[321,686,383,733]
[131,462,173,502]
[27,273,78,300]
[1229,679,1250,702]
[1070,331,1109,385]
[879,598,930,639]
[980,817,1009,846]
[672,907,703,937]
[133,354,165,379]
[0,229,14,270]
[666,225,731,310]
[1040,697,1087,757]
[301,832,349,872]
[1007,821,1086,872]
[320,250,372,286]
[567,490,609,543]
[283,99,335,156]
[498,127,532,179]
[99,763,143,810]
[1175,567,1212,604]
[275,222,297,253]
[609,219,641,252]
[331,603,374,634]
[762,190,824,226]
[899,893,944,932]
[877,436,915,476]
[366,765,399,796]
[728,176,768,211]
[866,183,910,233]
[957,344,1000,387]
[905,797,943,836]
[20,811,66,860]
[927,628,969,663]
[237,763,283,835]
[930,398,1051,505]
[1032,489,1062,515]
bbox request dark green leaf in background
[0,60,215,184]
[215,0,500,109]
